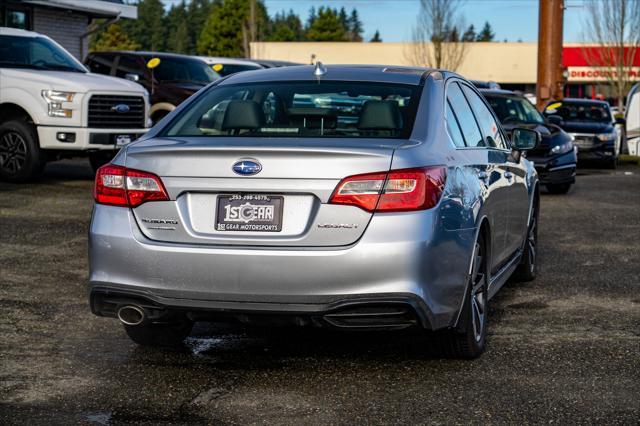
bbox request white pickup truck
[0,27,150,182]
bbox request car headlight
[41,90,75,118]
[596,132,616,142]
[550,141,573,155]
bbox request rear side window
[445,100,466,147]
[162,81,421,139]
[461,84,507,149]
[447,83,484,147]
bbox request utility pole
[536,0,565,110]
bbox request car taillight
[330,166,446,212]
[94,165,169,207]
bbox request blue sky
[161,0,589,43]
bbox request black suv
[86,51,220,124]
[542,98,624,168]
[481,89,577,194]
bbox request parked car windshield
[163,81,420,139]
[148,57,218,84]
[545,102,612,122]
[0,35,86,73]
[484,94,545,125]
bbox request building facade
[0,0,137,59]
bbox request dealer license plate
[216,195,283,232]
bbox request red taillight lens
[94,165,169,207]
[330,166,446,212]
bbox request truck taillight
[330,166,446,212]
[94,165,169,207]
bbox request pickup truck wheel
[89,151,116,173]
[0,120,46,182]
[123,320,193,347]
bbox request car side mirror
[511,128,540,151]
[615,117,626,125]
[546,114,563,126]
[125,73,141,82]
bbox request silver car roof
[218,64,441,86]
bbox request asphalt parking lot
[1,159,639,425]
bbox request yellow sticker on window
[546,102,562,111]
[212,64,223,72]
[147,58,161,69]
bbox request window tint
[149,58,218,84]
[163,81,420,139]
[446,83,484,147]
[214,63,262,76]
[116,55,143,79]
[445,100,466,147]
[461,84,507,149]
[87,55,114,75]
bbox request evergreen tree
[338,7,348,29]
[91,23,140,52]
[187,0,216,54]
[305,7,346,41]
[448,26,460,42]
[348,8,363,41]
[165,1,191,53]
[476,21,495,42]
[198,0,268,57]
[121,0,166,51]
[306,6,317,29]
[267,10,303,41]
[462,24,476,42]
[370,30,382,42]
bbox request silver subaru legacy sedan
[89,64,540,358]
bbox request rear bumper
[90,287,430,330]
[88,205,477,331]
[37,125,148,151]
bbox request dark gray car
[89,65,540,358]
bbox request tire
[605,156,618,170]
[123,320,193,347]
[546,183,571,194]
[431,234,488,359]
[0,119,46,182]
[89,151,116,173]
[514,195,539,282]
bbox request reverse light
[94,165,169,207]
[41,90,75,118]
[330,166,447,212]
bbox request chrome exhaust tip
[117,305,145,326]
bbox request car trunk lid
[125,137,398,247]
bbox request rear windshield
[162,81,421,139]
[544,102,611,122]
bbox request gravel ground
[1,159,639,425]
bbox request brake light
[94,165,169,207]
[330,166,446,212]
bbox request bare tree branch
[405,0,468,71]
[581,0,640,107]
